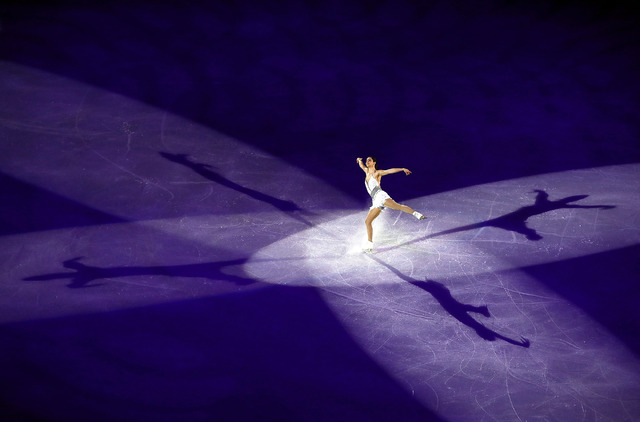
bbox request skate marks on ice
[243,164,640,421]
[317,262,640,422]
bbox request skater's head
[365,156,378,170]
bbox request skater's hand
[356,157,363,163]
[403,168,412,175]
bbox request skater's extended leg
[384,199,426,219]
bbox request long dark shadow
[23,256,256,288]
[159,152,317,228]
[368,255,530,347]
[22,251,354,289]
[381,190,615,251]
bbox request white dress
[365,176,391,210]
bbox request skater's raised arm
[356,157,368,173]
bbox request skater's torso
[365,172,382,198]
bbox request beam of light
[0,62,358,324]
[0,62,356,224]
[245,163,639,287]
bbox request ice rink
[1,1,639,421]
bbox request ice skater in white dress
[357,156,426,252]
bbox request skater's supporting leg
[365,207,382,243]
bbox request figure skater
[357,156,426,252]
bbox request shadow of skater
[440,189,615,241]
[160,152,316,227]
[388,190,616,252]
[24,256,256,288]
[369,255,530,347]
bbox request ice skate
[413,211,426,220]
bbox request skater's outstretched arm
[379,168,411,176]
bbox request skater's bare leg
[384,198,413,214]
[365,208,382,242]
[384,199,426,219]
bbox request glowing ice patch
[245,164,640,287]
